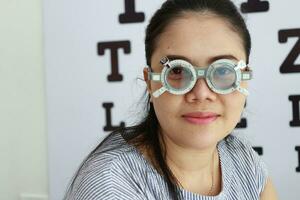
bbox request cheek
[152,94,183,126]
[152,95,176,117]
[152,99,173,133]
[222,93,246,124]
[152,99,167,119]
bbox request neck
[161,133,220,195]
[162,134,217,173]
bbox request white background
[0,0,48,199]
[43,0,300,199]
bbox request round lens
[166,65,193,90]
[211,65,236,90]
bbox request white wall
[0,0,48,199]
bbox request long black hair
[65,0,251,199]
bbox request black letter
[289,95,300,127]
[241,0,269,13]
[253,146,263,156]
[296,146,300,172]
[103,103,125,132]
[97,41,131,82]
[119,0,145,23]
[279,29,300,73]
[236,118,247,129]
[236,101,247,129]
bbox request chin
[187,130,219,148]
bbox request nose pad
[186,78,217,102]
[193,78,211,92]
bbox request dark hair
[65,1,251,199]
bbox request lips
[182,112,220,125]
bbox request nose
[185,78,217,102]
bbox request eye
[167,65,191,81]
[167,67,184,80]
[166,65,193,89]
[168,66,187,79]
[212,66,236,89]
[215,67,231,76]
[170,67,183,75]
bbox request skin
[143,12,278,198]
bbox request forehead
[151,13,246,68]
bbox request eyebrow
[163,54,239,66]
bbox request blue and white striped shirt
[66,133,268,200]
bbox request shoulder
[220,134,269,195]
[222,134,262,163]
[66,133,147,200]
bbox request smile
[182,112,220,125]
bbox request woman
[65,0,278,199]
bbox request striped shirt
[66,133,268,200]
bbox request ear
[143,67,152,93]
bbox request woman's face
[145,13,248,150]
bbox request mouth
[182,112,220,125]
